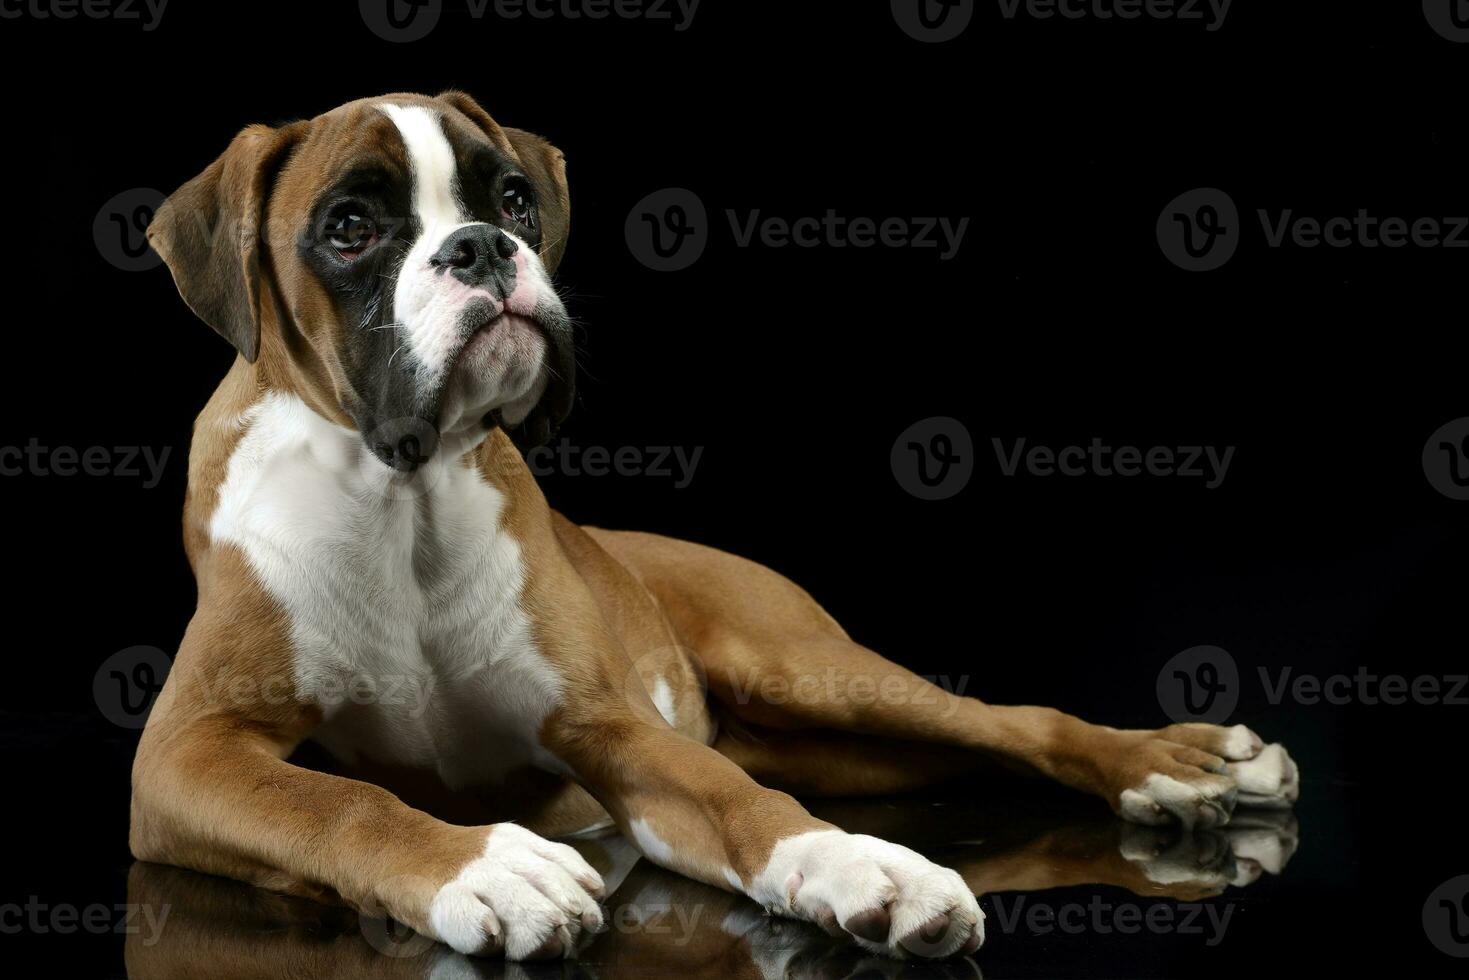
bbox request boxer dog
[133,91,1299,962]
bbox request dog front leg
[544,712,985,959]
[131,603,606,961]
[131,713,606,959]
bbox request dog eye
[326,212,380,259]
[502,179,536,231]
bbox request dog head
[149,91,574,469]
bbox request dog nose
[429,225,519,275]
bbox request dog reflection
[125,805,1297,979]
[807,799,1299,904]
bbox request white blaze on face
[382,103,463,231]
[379,103,476,382]
[377,103,559,440]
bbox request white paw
[1217,724,1265,760]
[1228,743,1299,810]
[1119,771,1237,830]
[428,823,606,960]
[750,830,984,959]
[1118,825,1234,891]
[1220,810,1300,884]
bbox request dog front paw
[1227,742,1300,810]
[750,830,984,959]
[1112,736,1240,829]
[1112,726,1300,829]
[427,823,606,959]
[1220,809,1300,884]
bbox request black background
[2,0,1467,975]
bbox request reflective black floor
[18,706,1461,977]
[118,792,1307,980]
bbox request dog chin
[439,315,549,432]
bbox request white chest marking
[209,393,564,787]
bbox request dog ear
[148,122,304,363]
[438,91,570,275]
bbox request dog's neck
[242,314,533,492]
[194,355,541,528]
